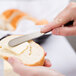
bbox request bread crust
[3,9,20,19]
[36,19,48,25]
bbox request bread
[0,35,45,66]
[2,9,24,20]
[0,15,7,30]
[0,9,48,31]
[2,9,28,31]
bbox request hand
[41,2,76,36]
[8,57,64,76]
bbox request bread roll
[3,9,21,19]
[0,15,7,30]
[2,9,28,31]
[0,35,45,66]
[0,9,48,31]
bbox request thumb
[52,26,76,36]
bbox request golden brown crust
[36,19,48,25]
[3,56,8,60]
[10,13,26,29]
[25,16,38,23]
[10,13,38,29]
[3,9,20,19]
[3,52,45,66]
[3,56,45,66]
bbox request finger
[52,26,76,36]
[44,59,52,67]
[41,5,73,33]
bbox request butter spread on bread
[0,35,45,66]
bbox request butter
[2,42,30,54]
[0,36,31,55]
[8,42,30,54]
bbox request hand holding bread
[8,57,64,76]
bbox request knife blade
[8,31,44,47]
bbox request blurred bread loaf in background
[0,9,48,31]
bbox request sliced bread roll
[0,35,45,66]
[2,9,39,31]
[2,9,28,31]
[0,9,21,30]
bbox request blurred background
[66,0,76,51]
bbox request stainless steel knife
[8,31,45,47]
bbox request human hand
[41,2,76,36]
[8,57,64,76]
